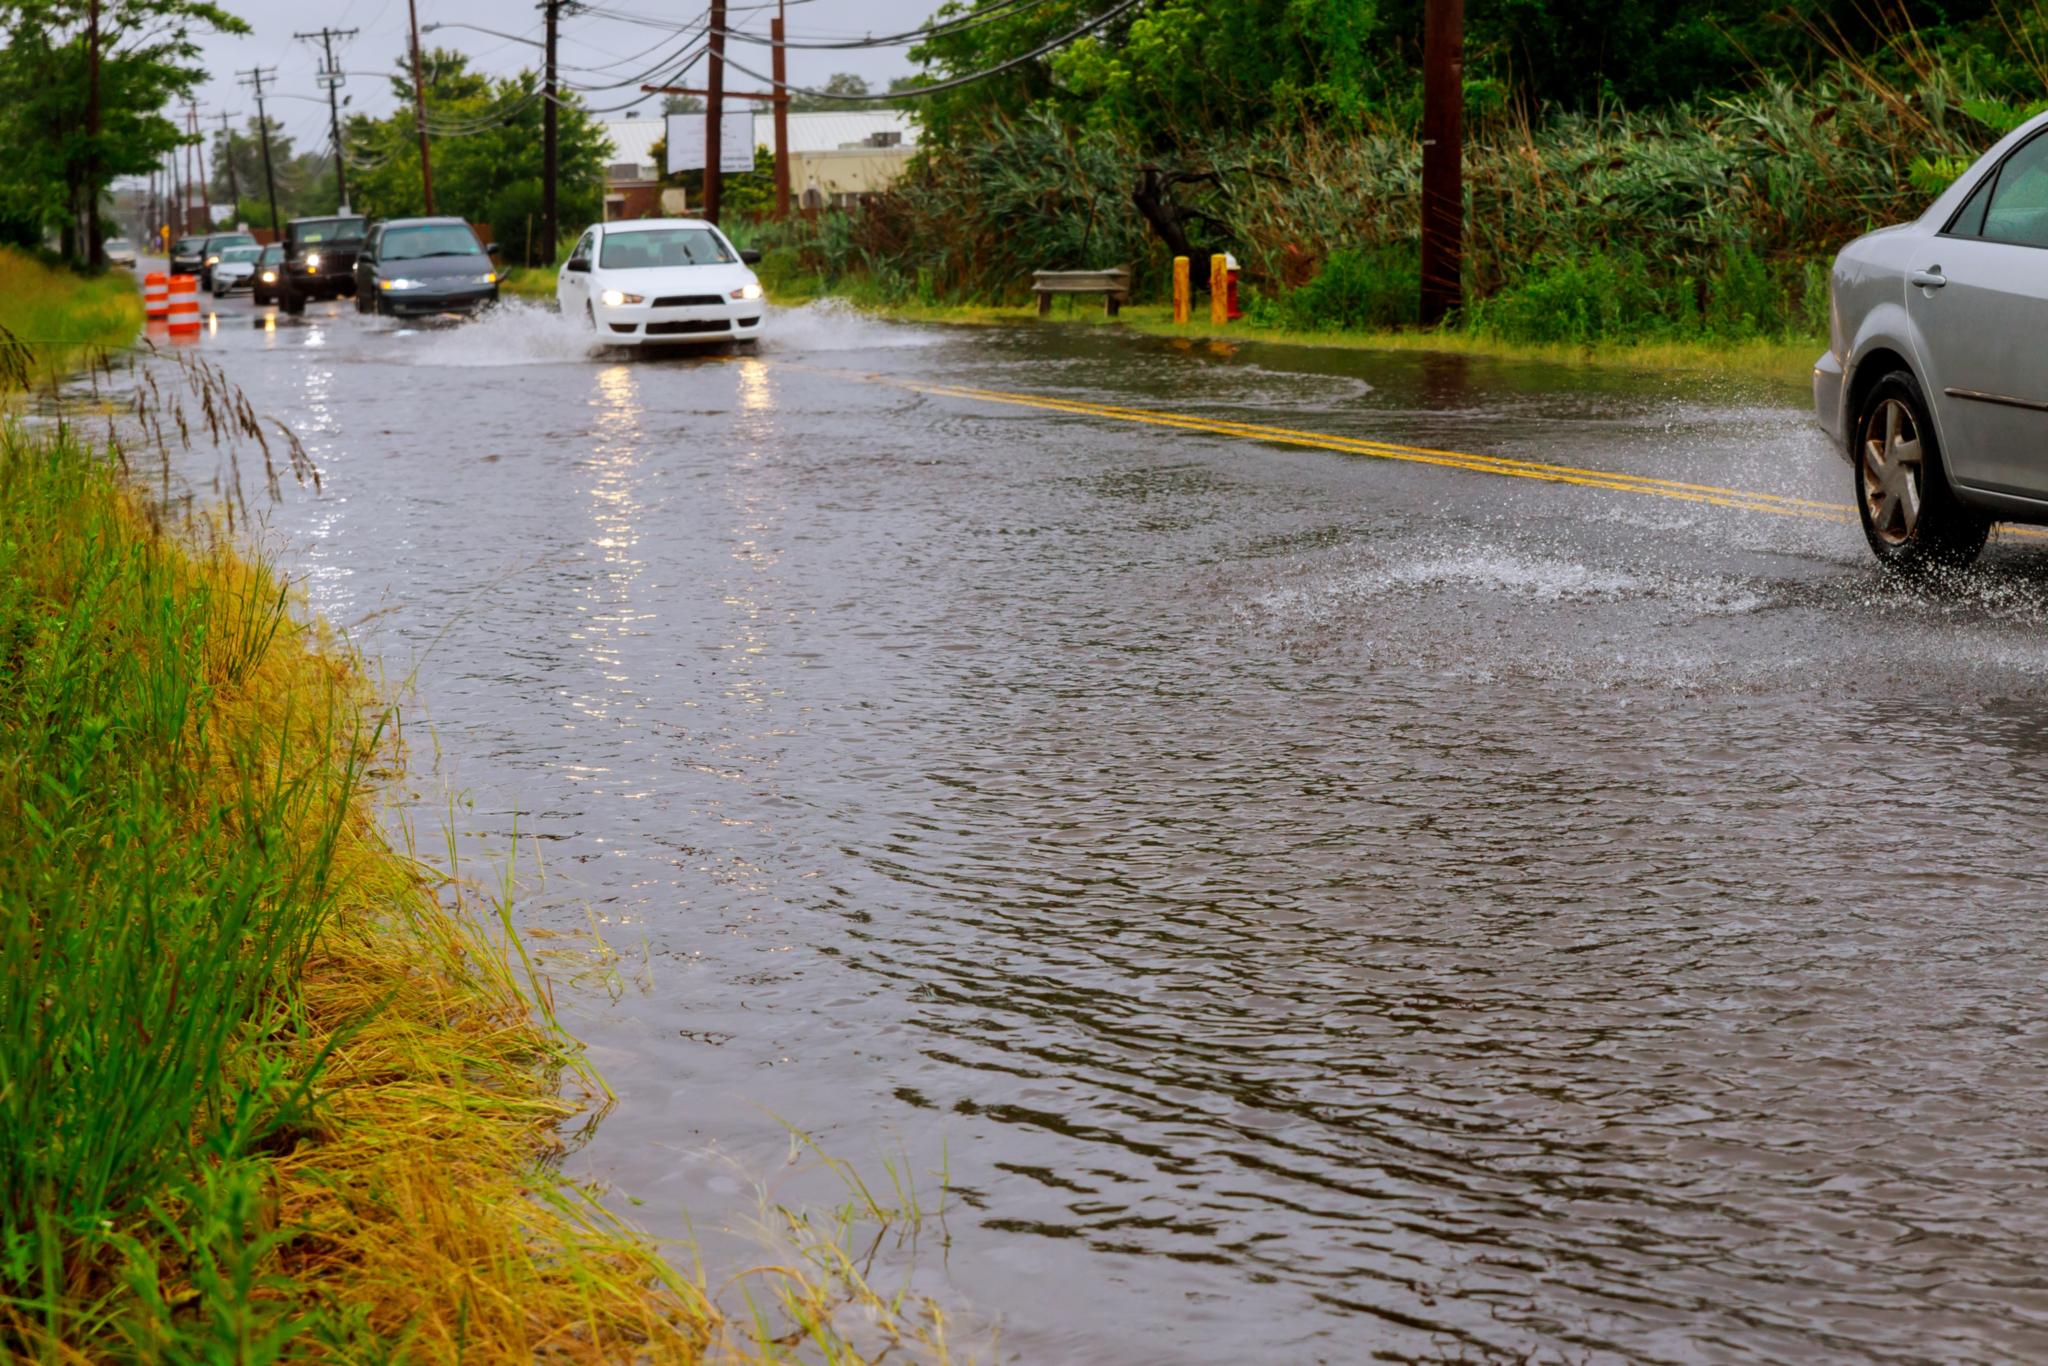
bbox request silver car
[1815,110,2048,569]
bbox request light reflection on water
[159,301,2048,1364]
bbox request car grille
[735,316,761,328]
[650,294,725,308]
[645,319,729,336]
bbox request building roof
[601,114,664,163]
[759,110,919,155]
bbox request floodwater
[150,289,2048,1362]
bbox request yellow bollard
[1173,256,1190,324]
[1209,254,1229,326]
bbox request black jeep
[278,214,367,315]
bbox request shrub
[1275,246,1419,330]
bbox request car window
[1979,133,2048,248]
[378,224,484,260]
[291,219,366,246]
[1945,171,1997,238]
[573,231,596,262]
[220,246,260,263]
[259,245,283,264]
[173,237,204,254]
[598,227,735,270]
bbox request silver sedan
[1814,110,2048,569]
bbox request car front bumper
[379,285,498,315]
[594,302,764,345]
[1812,348,1847,459]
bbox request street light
[420,21,542,48]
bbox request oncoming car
[1816,108,2048,570]
[353,217,499,316]
[557,219,764,347]
[209,244,263,295]
[252,244,285,305]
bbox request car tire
[1854,369,1989,573]
[281,283,305,317]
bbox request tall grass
[0,249,141,386]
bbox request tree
[662,92,703,114]
[790,70,873,111]
[0,0,246,263]
[345,49,607,266]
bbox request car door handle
[1908,267,1946,288]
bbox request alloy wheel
[1861,396,1924,546]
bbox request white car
[103,237,137,268]
[1815,108,2048,569]
[557,218,765,347]
[209,244,263,296]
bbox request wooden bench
[1032,268,1132,317]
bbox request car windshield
[219,246,260,263]
[291,218,366,246]
[380,224,483,260]
[599,227,734,269]
[259,245,283,264]
[105,239,131,251]
[208,236,254,251]
[173,238,204,254]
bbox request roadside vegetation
[0,247,962,1360]
[748,0,2048,381]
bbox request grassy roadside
[0,248,142,385]
[0,245,716,1360]
[766,284,1821,389]
[498,265,557,300]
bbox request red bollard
[1225,253,1243,322]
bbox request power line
[294,26,360,209]
[708,0,1150,102]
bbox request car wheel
[282,283,305,317]
[1855,369,1989,573]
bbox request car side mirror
[739,249,762,265]
[566,257,591,273]
[486,241,501,256]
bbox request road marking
[906,379,1855,523]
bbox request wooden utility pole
[239,69,282,232]
[86,0,102,265]
[186,103,201,235]
[704,0,726,222]
[542,0,560,256]
[1419,0,1464,326]
[771,0,790,218]
[296,27,359,210]
[216,111,241,209]
[407,0,436,213]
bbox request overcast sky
[181,0,947,161]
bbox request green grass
[774,285,1823,389]
[497,264,558,300]
[0,247,141,387]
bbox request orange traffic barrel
[166,275,201,336]
[143,271,169,320]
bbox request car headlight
[379,278,425,292]
[599,289,644,308]
[305,252,322,269]
[730,283,763,301]
[205,254,219,265]
[475,272,498,286]
[260,270,277,283]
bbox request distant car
[556,218,764,348]
[1816,109,2048,570]
[279,214,367,315]
[209,244,263,296]
[252,244,285,306]
[103,237,136,268]
[352,217,500,317]
[169,235,207,277]
[198,231,257,290]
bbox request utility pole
[771,0,790,218]
[215,111,241,210]
[407,0,435,213]
[704,0,726,222]
[295,26,359,210]
[1418,0,1464,326]
[85,0,102,266]
[239,68,282,233]
[186,103,201,235]
[542,0,560,258]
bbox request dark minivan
[352,218,499,317]
[279,214,367,314]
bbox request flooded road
[164,289,2048,1362]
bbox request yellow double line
[905,378,1857,524]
